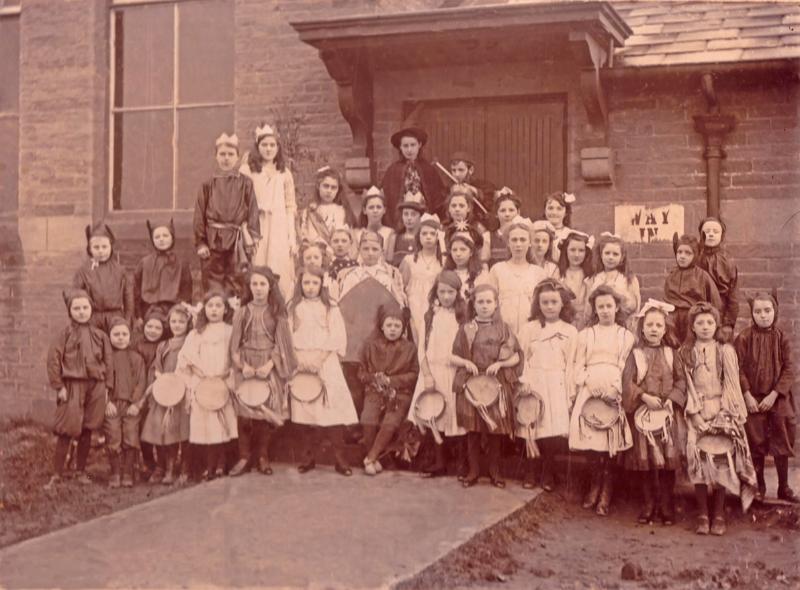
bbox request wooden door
[415,96,565,215]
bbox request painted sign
[614,203,684,243]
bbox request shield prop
[338,277,398,362]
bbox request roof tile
[784,14,800,25]
[739,25,798,37]
[707,37,782,50]
[675,28,740,42]
[659,20,725,34]
[627,6,673,17]
[747,5,800,17]
[660,48,744,65]
[624,33,678,47]
[722,16,785,28]
[740,45,800,60]
[782,34,800,45]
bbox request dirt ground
[399,488,800,590]
[0,418,185,549]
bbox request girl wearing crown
[240,123,297,299]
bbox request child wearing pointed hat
[194,132,261,298]
[73,221,134,332]
[379,126,446,226]
[133,219,193,323]
[664,234,722,346]
[45,289,114,489]
[734,289,798,504]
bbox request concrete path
[0,466,537,589]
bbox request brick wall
[3,0,797,419]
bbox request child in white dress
[517,279,577,491]
[583,232,641,330]
[569,286,636,516]
[400,213,443,342]
[240,123,297,299]
[288,266,357,476]
[177,290,238,480]
[408,270,468,477]
[489,218,547,336]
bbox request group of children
[45,124,795,539]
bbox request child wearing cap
[73,221,134,332]
[387,191,426,267]
[664,234,722,345]
[359,302,419,475]
[105,318,147,488]
[379,126,446,226]
[133,219,193,324]
[194,132,261,299]
[240,123,296,299]
[735,290,798,504]
[45,290,114,489]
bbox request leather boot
[582,469,602,509]
[121,449,135,488]
[659,470,675,525]
[162,446,176,486]
[108,452,121,489]
[596,466,614,516]
[637,471,655,523]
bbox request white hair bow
[227,296,241,312]
[563,192,576,204]
[636,298,676,318]
[531,219,555,234]
[495,186,515,198]
[600,231,622,240]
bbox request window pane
[0,117,19,214]
[178,0,233,104]
[176,105,234,209]
[112,111,173,210]
[113,5,174,108]
[0,17,20,112]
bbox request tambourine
[634,404,672,435]
[516,391,543,458]
[151,373,185,408]
[195,377,229,411]
[236,378,272,408]
[289,372,325,403]
[414,389,446,444]
[464,375,502,431]
[580,397,620,430]
[696,432,734,456]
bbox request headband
[636,298,676,318]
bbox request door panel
[416,96,565,216]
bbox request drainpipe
[692,73,735,218]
